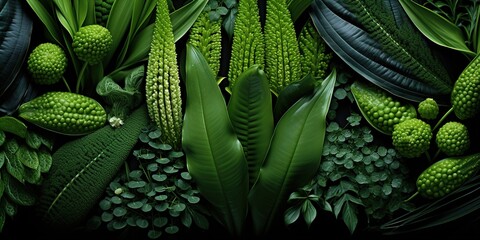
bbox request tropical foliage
[1,0,480,239]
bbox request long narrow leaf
[248,68,336,236]
[287,0,313,21]
[398,0,475,56]
[53,0,77,37]
[182,44,249,237]
[104,0,133,66]
[73,0,88,28]
[227,65,274,189]
[26,0,62,45]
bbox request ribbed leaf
[0,72,37,116]
[182,44,249,237]
[227,65,273,188]
[248,68,336,236]
[0,0,33,97]
[310,0,453,102]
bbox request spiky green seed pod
[145,0,183,148]
[228,0,265,91]
[451,54,480,120]
[351,80,417,135]
[27,43,67,85]
[417,98,439,120]
[94,0,114,26]
[72,24,113,65]
[188,11,222,76]
[298,20,332,79]
[264,0,301,95]
[18,92,106,135]
[392,118,432,158]
[416,153,480,199]
[435,121,470,156]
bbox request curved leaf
[227,65,274,188]
[398,0,475,57]
[0,0,33,97]
[0,72,37,116]
[248,68,336,236]
[182,43,249,237]
[310,0,453,102]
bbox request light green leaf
[183,44,249,237]
[398,0,475,56]
[302,200,317,227]
[0,116,27,138]
[284,205,301,225]
[342,202,358,234]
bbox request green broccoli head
[417,98,439,120]
[27,43,67,85]
[435,121,470,156]
[392,118,432,158]
[72,24,113,65]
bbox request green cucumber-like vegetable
[36,105,148,230]
[18,92,106,136]
[265,0,301,95]
[188,11,222,76]
[351,80,417,135]
[298,20,332,79]
[451,54,480,120]
[227,0,265,91]
[146,0,183,148]
[416,153,480,199]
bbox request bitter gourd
[451,54,480,120]
[416,153,480,199]
[36,105,148,230]
[145,0,183,148]
[18,92,106,136]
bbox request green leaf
[53,0,77,37]
[4,173,36,206]
[342,202,358,234]
[148,230,163,239]
[112,219,127,230]
[273,74,315,122]
[287,0,313,22]
[136,218,149,228]
[248,68,336,235]
[302,200,317,227]
[182,44,249,237]
[103,0,133,66]
[153,216,168,227]
[0,116,27,138]
[311,0,453,102]
[101,212,113,222]
[181,211,193,227]
[16,145,39,170]
[398,0,475,56]
[165,225,179,234]
[113,206,127,217]
[127,201,144,209]
[0,207,5,232]
[227,65,274,188]
[284,205,301,225]
[115,0,208,76]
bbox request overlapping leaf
[310,0,453,102]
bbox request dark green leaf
[187,195,200,204]
[153,216,168,227]
[155,202,169,212]
[16,145,39,170]
[284,205,301,225]
[136,218,149,228]
[37,149,52,173]
[148,129,162,139]
[4,173,36,206]
[127,201,144,209]
[113,207,127,217]
[181,211,192,227]
[0,116,27,138]
[142,203,153,212]
[112,219,127,230]
[311,0,453,102]
[165,225,179,234]
[342,202,358,234]
[302,200,317,227]
[99,199,111,211]
[101,212,113,222]
[148,229,163,239]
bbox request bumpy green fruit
[392,118,432,158]
[351,80,417,135]
[435,121,470,156]
[416,153,480,199]
[18,92,106,135]
[27,43,67,85]
[72,24,113,64]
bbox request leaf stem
[404,191,419,202]
[433,107,453,132]
[62,76,72,92]
[76,62,88,93]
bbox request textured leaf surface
[227,65,273,188]
[182,44,248,237]
[248,68,336,235]
[310,0,453,102]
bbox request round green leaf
[153,216,168,227]
[165,225,179,234]
[101,212,114,222]
[127,201,144,209]
[99,199,112,210]
[155,203,168,212]
[113,207,127,217]
[148,229,162,239]
[112,220,127,230]
[142,203,153,212]
[136,218,149,228]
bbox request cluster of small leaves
[88,125,209,239]
[0,117,54,232]
[285,79,416,234]
[421,0,479,49]
[204,0,237,38]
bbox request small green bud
[73,24,113,64]
[418,98,439,120]
[27,43,67,85]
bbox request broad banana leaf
[182,44,249,237]
[248,68,337,236]
[0,0,33,97]
[227,65,274,189]
[310,0,453,102]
